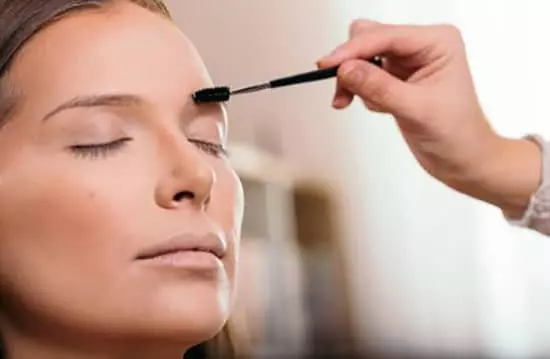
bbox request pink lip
[136,233,227,261]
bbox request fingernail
[319,47,344,64]
[317,56,333,65]
[333,98,344,108]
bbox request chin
[128,279,232,344]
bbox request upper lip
[136,233,227,260]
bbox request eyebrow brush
[192,57,383,104]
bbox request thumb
[338,60,416,117]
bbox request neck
[2,329,190,359]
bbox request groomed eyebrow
[42,94,144,122]
[41,92,228,128]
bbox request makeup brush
[192,57,383,104]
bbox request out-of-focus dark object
[225,144,360,358]
[293,182,358,357]
[228,144,308,359]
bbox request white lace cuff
[507,135,550,235]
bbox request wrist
[458,136,542,218]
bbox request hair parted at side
[0,1,236,358]
[0,0,170,77]
[0,0,170,130]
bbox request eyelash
[69,138,132,159]
[188,139,229,158]
[69,138,228,159]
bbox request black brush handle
[269,66,338,88]
[191,57,384,104]
[269,57,383,89]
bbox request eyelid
[68,137,132,159]
[188,138,229,158]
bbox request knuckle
[362,71,390,105]
[363,100,385,113]
[437,24,462,40]
[369,86,390,106]
[349,18,377,37]
[349,19,366,37]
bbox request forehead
[7,2,215,118]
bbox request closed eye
[69,137,133,159]
[188,139,228,158]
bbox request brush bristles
[192,87,231,104]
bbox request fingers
[332,80,354,109]
[322,19,461,116]
[337,59,417,118]
[349,19,380,38]
[319,27,414,68]
[362,100,386,113]
[318,23,450,70]
[332,19,380,110]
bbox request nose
[155,138,216,211]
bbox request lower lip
[140,251,223,270]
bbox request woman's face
[0,2,243,351]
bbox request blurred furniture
[292,182,357,356]
[228,143,358,358]
[228,143,308,359]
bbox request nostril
[173,191,195,202]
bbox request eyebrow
[41,92,228,126]
[42,94,144,122]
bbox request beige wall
[167,0,346,169]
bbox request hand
[318,20,541,218]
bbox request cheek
[0,157,142,293]
[210,164,244,286]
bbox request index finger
[318,25,433,68]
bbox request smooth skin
[0,2,243,359]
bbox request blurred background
[167,1,550,358]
